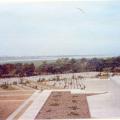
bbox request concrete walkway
[87,77,120,118]
[7,90,51,120]
[18,90,51,120]
[7,90,40,120]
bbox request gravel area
[36,91,91,119]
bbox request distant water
[0,55,117,64]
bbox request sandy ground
[0,90,34,95]
[0,95,31,100]
[0,90,33,120]
[0,100,23,120]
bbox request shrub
[25,80,30,84]
[68,111,79,116]
[68,106,78,110]
[37,78,41,82]
[32,85,38,89]
[13,81,17,85]
[46,109,52,112]
[41,78,45,82]
[0,82,9,89]
[20,78,23,84]
[49,103,59,106]
[72,100,77,103]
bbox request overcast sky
[0,0,120,56]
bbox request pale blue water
[0,55,116,64]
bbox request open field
[0,72,109,91]
[0,59,55,67]
[0,100,23,120]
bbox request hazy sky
[0,0,120,56]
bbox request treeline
[0,57,120,78]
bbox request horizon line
[0,54,119,57]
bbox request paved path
[87,76,120,118]
[7,90,40,120]
[18,90,51,120]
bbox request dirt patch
[0,90,33,120]
[36,91,91,119]
[0,95,31,100]
[0,90,34,95]
[0,101,23,120]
